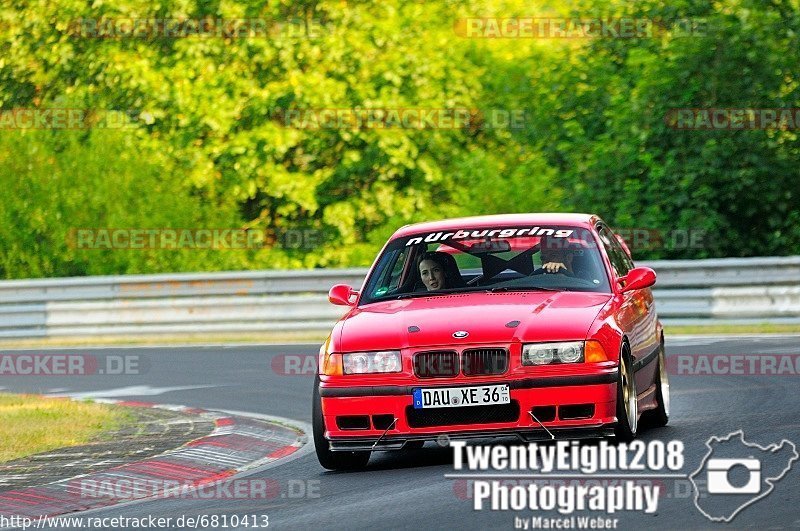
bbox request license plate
[412,384,510,409]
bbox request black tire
[648,342,670,427]
[614,346,638,442]
[313,376,370,470]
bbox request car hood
[337,291,612,351]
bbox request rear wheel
[313,377,370,470]
[614,347,638,442]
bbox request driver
[418,252,448,291]
[417,251,465,291]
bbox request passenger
[541,248,574,274]
[539,235,581,275]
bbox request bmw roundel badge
[453,330,469,339]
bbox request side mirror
[329,284,357,306]
[619,267,656,293]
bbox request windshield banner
[406,227,575,246]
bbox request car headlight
[342,350,402,374]
[522,341,584,365]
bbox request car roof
[391,213,602,239]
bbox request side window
[597,226,632,278]
[368,249,409,297]
[615,235,634,272]
[387,250,407,290]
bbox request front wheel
[648,343,670,427]
[614,348,638,442]
[313,376,370,470]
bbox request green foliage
[0,0,798,279]
[521,0,800,258]
[0,130,245,277]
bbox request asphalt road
[1,336,799,529]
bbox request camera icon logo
[690,430,797,522]
[706,457,761,494]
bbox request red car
[313,213,669,470]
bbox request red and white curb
[0,399,308,518]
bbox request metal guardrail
[1,257,799,339]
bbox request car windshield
[360,225,611,305]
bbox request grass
[0,331,328,349]
[0,325,798,350]
[664,323,800,335]
[0,393,131,463]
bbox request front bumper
[319,368,618,451]
[328,427,616,452]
